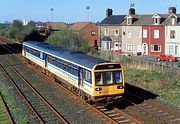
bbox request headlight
[95,88,102,91]
[117,86,123,89]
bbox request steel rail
[0,93,14,124]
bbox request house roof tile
[99,15,126,25]
[69,22,90,31]
[47,22,67,29]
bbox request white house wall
[122,26,142,55]
[165,26,180,57]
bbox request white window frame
[154,18,159,25]
[172,18,175,25]
[170,30,175,39]
[104,29,109,36]
[151,44,161,52]
[127,17,132,25]
[169,46,174,55]
[154,30,159,39]
[143,29,147,38]
[91,31,96,36]
[101,41,111,50]
[126,44,134,51]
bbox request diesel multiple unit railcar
[22,41,125,103]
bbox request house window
[127,18,132,25]
[143,29,147,38]
[169,46,173,55]
[91,31,96,36]
[151,44,161,52]
[104,29,109,36]
[137,45,142,52]
[137,30,142,38]
[114,30,119,36]
[126,44,134,51]
[114,42,121,50]
[154,18,159,24]
[170,30,175,39]
[154,30,159,39]
[101,41,111,50]
[172,18,175,25]
[127,30,132,38]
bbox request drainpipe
[148,25,151,56]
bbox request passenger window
[106,72,113,84]
[113,71,122,83]
[40,53,43,59]
[95,73,103,85]
[85,71,91,81]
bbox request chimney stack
[129,3,135,15]
[168,7,176,14]
[106,8,113,18]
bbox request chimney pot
[168,7,176,14]
[106,9,113,18]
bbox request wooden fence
[99,51,180,76]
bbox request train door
[45,54,47,67]
[23,46,26,56]
[78,68,83,88]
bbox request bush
[0,20,34,42]
[46,30,90,53]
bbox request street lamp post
[86,6,90,22]
[50,8,54,22]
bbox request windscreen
[95,71,122,86]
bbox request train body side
[22,41,125,101]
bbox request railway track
[1,39,179,124]
[93,104,142,124]
[0,54,69,123]
[121,91,180,124]
[0,93,14,124]
[32,67,142,124]
[0,39,143,124]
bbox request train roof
[23,41,108,69]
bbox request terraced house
[98,7,180,57]
[98,9,126,51]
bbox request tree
[46,29,90,53]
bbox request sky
[0,0,179,23]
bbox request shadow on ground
[0,43,22,55]
[116,83,158,109]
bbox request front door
[142,43,148,55]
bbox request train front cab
[91,63,125,101]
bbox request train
[22,41,125,103]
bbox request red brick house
[70,22,98,48]
[142,25,165,55]
[47,22,67,30]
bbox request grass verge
[125,68,180,106]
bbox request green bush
[46,30,90,53]
[0,20,34,42]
